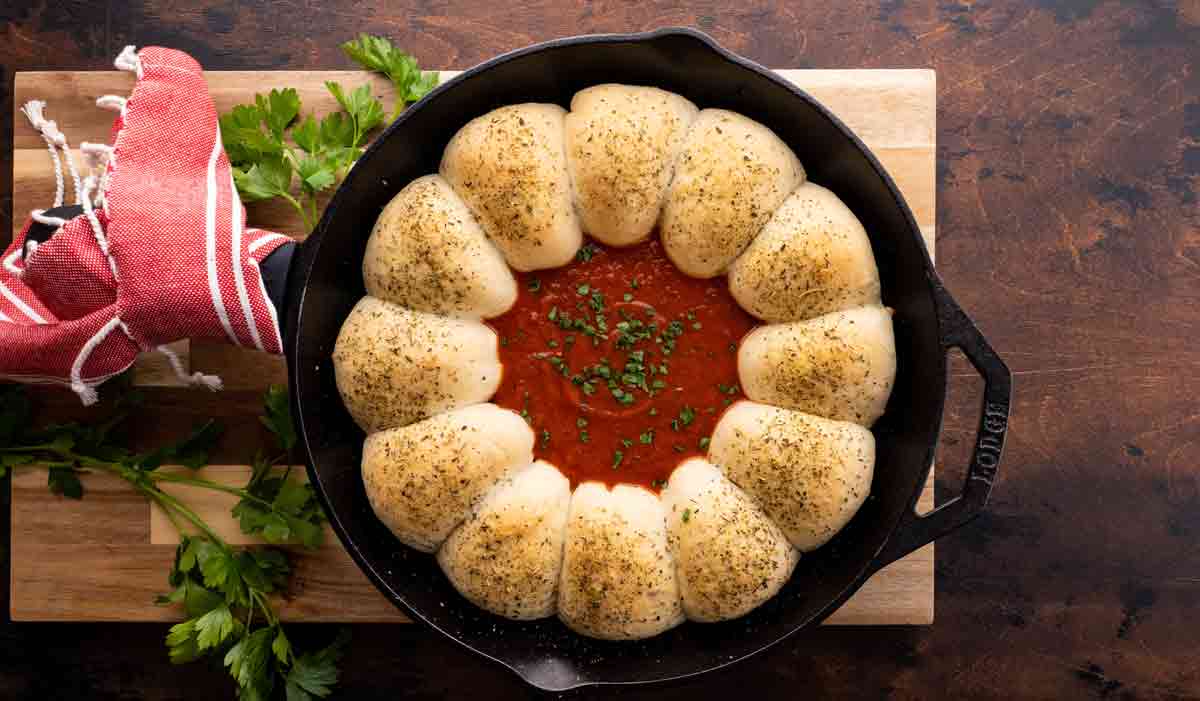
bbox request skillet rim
[287,26,948,691]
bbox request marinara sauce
[488,236,757,489]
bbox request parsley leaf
[340,34,439,118]
[255,88,301,139]
[285,629,349,700]
[234,157,294,202]
[261,386,297,452]
[292,115,321,154]
[324,81,384,147]
[1,375,346,699]
[318,112,356,150]
[47,466,83,499]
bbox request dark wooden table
[2,1,1197,699]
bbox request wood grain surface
[10,464,933,625]
[1,1,1197,700]
[9,68,937,626]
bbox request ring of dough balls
[332,85,899,640]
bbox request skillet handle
[870,282,1012,571]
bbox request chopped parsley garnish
[579,430,590,443]
[630,278,639,289]
[692,321,702,330]
[548,306,559,322]
[612,450,624,469]
[717,383,739,395]
[682,508,692,522]
[670,406,696,432]
[576,417,589,428]
[698,436,711,450]
[577,284,590,295]
[651,478,667,489]
[547,339,558,348]
[541,429,551,447]
[615,318,654,350]
[621,438,634,449]
[577,243,598,262]
[658,319,686,356]
[639,430,655,445]
[648,407,659,416]
[673,444,686,453]
[528,278,542,292]
[623,293,633,302]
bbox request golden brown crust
[440,104,582,271]
[738,305,896,426]
[660,109,805,278]
[362,404,534,553]
[363,175,517,319]
[332,296,502,433]
[557,482,684,639]
[565,85,698,246]
[438,461,569,620]
[662,458,798,622]
[728,182,881,322]
[708,401,874,551]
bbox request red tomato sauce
[487,236,758,490]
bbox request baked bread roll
[438,461,570,620]
[557,482,684,640]
[737,305,896,426]
[564,84,698,246]
[660,109,804,278]
[708,401,874,551]
[728,183,881,322]
[362,403,534,552]
[333,296,502,432]
[661,458,798,622]
[440,104,582,271]
[363,174,517,319]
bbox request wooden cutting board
[10,68,936,624]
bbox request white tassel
[23,100,83,204]
[79,176,119,281]
[96,95,127,112]
[80,142,113,171]
[3,248,25,277]
[157,344,223,391]
[31,209,68,228]
[21,100,65,207]
[72,380,100,406]
[114,45,141,77]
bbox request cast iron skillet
[274,27,1012,693]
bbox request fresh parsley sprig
[220,34,438,233]
[0,383,344,700]
[340,33,439,120]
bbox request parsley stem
[149,472,274,507]
[146,484,229,550]
[251,590,277,627]
[278,191,311,233]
